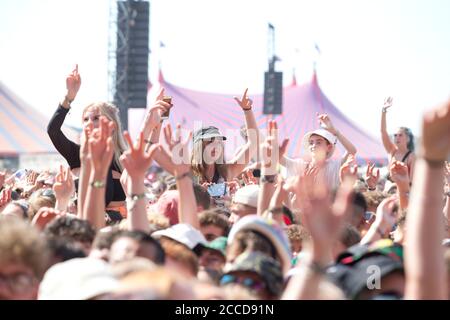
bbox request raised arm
[47,65,82,168]
[227,89,260,180]
[317,114,356,163]
[120,131,160,233]
[163,124,199,229]
[257,120,280,216]
[404,99,450,300]
[142,87,176,175]
[282,177,355,300]
[82,117,115,230]
[380,97,396,155]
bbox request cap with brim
[302,128,337,158]
[193,126,227,144]
[202,236,227,258]
[152,223,207,255]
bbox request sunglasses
[220,274,266,291]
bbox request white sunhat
[302,128,337,158]
[38,257,119,300]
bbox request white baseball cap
[233,184,260,208]
[152,223,207,252]
[302,128,337,158]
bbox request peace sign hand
[383,97,393,112]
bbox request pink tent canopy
[142,70,388,165]
[0,81,79,156]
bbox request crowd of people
[0,65,449,300]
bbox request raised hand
[233,88,253,111]
[383,96,393,112]
[365,163,380,190]
[66,64,81,101]
[420,99,450,162]
[120,131,160,179]
[142,87,172,133]
[88,116,115,174]
[317,113,338,135]
[302,177,355,264]
[53,165,75,203]
[261,120,283,175]
[373,196,398,237]
[80,122,94,162]
[31,207,67,230]
[339,154,358,183]
[163,123,192,174]
[390,160,410,189]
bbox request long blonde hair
[82,102,128,171]
[190,138,226,183]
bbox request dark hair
[399,127,415,151]
[114,230,165,265]
[193,183,211,210]
[46,236,87,263]
[44,216,96,245]
[353,192,368,213]
[199,210,230,236]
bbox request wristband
[420,157,445,168]
[90,180,105,188]
[242,107,252,111]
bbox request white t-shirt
[283,156,341,192]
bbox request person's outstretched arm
[141,87,176,175]
[380,97,396,155]
[282,177,355,299]
[82,117,115,230]
[120,131,160,233]
[317,113,357,162]
[47,65,82,168]
[163,124,199,229]
[227,89,260,180]
[404,99,450,300]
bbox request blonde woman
[47,65,127,214]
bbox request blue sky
[1,0,449,137]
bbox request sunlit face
[308,134,332,159]
[393,129,408,148]
[82,107,102,129]
[202,138,225,164]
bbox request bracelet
[242,107,252,111]
[127,193,146,202]
[127,193,146,210]
[382,107,388,113]
[90,180,105,188]
[174,171,192,181]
